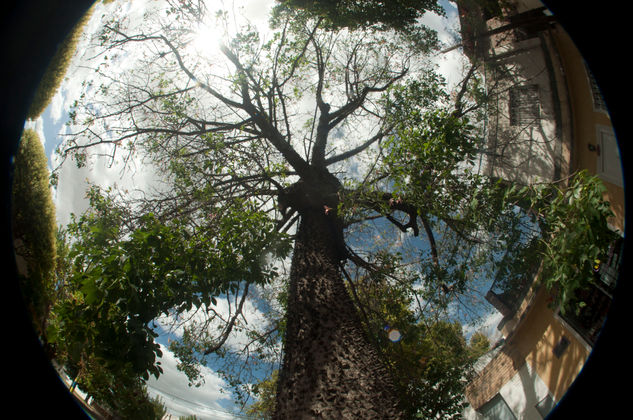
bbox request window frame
[508,84,541,126]
[479,393,517,420]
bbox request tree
[504,172,619,313]
[468,331,490,360]
[69,354,168,419]
[273,0,444,31]
[26,3,93,119]
[50,1,618,417]
[55,4,446,417]
[346,263,486,419]
[46,190,182,418]
[49,184,288,382]
[26,0,116,119]
[247,267,491,419]
[11,129,57,337]
[246,370,279,419]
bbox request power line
[147,384,250,419]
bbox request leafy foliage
[11,129,57,335]
[68,355,167,420]
[503,171,620,313]
[274,0,444,32]
[27,3,95,119]
[468,332,490,360]
[48,185,290,384]
[245,370,279,419]
[350,268,483,419]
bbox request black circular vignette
[2,1,94,418]
[542,1,630,418]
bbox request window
[480,393,517,420]
[552,336,570,358]
[509,85,540,126]
[561,283,612,345]
[535,394,556,418]
[558,238,621,345]
[596,237,623,290]
[586,65,608,113]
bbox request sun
[190,18,225,58]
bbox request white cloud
[51,155,92,227]
[241,0,275,28]
[421,10,455,45]
[462,310,504,343]
[147,344,239,420]
[421,8,469,91]
[156,287,271,353]
[23,118,47,148]
[52,137,163,226]
[49,84,66,125]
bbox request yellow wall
[551,26,625,232]
[468,285,591,408]
[520,288,589,401]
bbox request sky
[23,0,491,417]
[145,344,245,419]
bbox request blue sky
[23,0,503,417]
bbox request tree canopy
[12,129,57,335]
[45,1,619,417]
[26,3,95,119]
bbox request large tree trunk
[273,208,403,419]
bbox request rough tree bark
[273,181,404,418]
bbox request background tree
[344,259,488,419]
[26,0,116,119]
[246,265,492,419]
[47,188,205,419]
[274,0,444,31]
[246,370,279,419]
[48,1,619,417]
[70,355,168,419]
[26,4,93,119]
[11,129,57,338]
[468,331,491,359]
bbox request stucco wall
[550,26,625,232]
[518,288,590,401]
[465,286,590,414]
[483,32,562,185]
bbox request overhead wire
[147,384,250,419]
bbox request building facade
[456,1,625,418]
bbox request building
[455,1,625,418]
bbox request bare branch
[204,282,251,356]
[159,35,246,109]
[453,63,477,116]
[420,214,440,267]
[324,126,392,166]
[326,68,408,130]
[218,44,313,179]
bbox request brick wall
[465,342,527,409]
